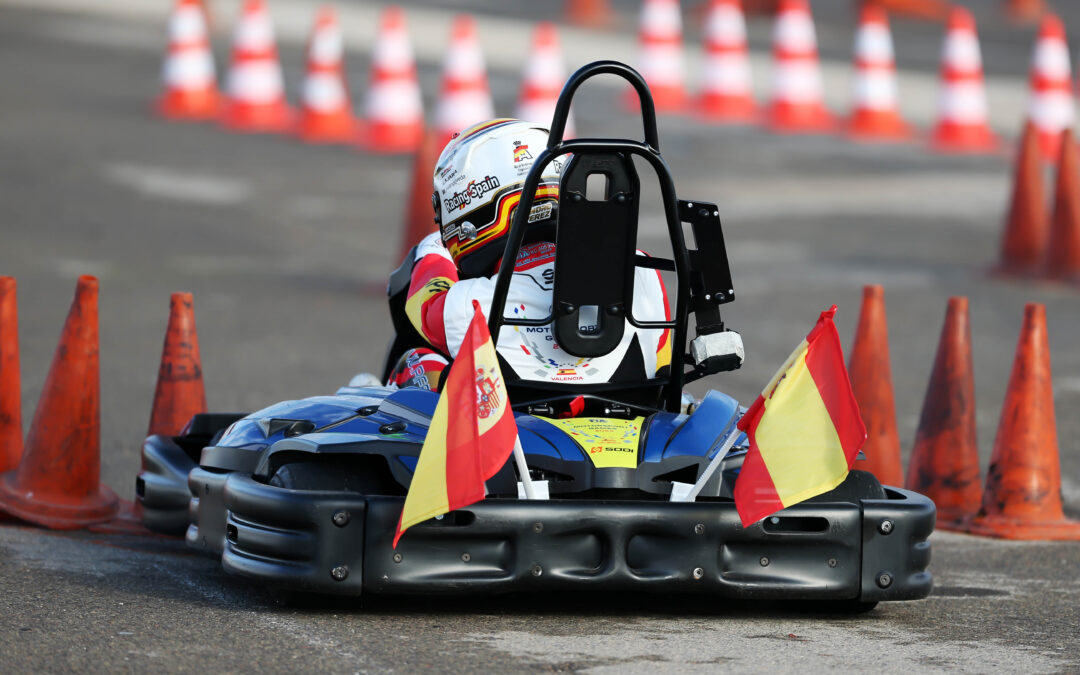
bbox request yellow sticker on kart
[542,416,645,468]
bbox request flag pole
[512,435,537,499]
[670,428,739,503]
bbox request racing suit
[400,232,671,390]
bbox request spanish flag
[393,300,518,547]
[734,306,867,527]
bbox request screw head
[877,572,893,588]
[533,522,544,533]
[393,553,403,564]
[461,553,471,563]
[531,564,543,577]
[692,567,704,580]
[694,523,705,535]
[828,558,837,568]
[879,520,894,535]
[330,565,349,581]
[331,510,350,527]
[759,556,770,567]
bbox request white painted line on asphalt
[696,172,1009,223]
[37,17,161,51]
[102,162,252,206]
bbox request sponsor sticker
[542,416,645,469]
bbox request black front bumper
[219,474,934,602]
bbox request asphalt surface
[1,1,1080,672]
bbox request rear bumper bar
[218,474,933,602]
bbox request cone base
[931,123,1000,154]
[362,121,424,154]
[765,103,836,134]
[930,506,981,533]
[87,499,156,536]
[295,112,361,144]
[156,89,221,121]
[0,471,119,530]
[848,111,915,143]
[965,513,1080,540]
[697,95,758,124]
[220,102,295,133]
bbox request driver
[387,118,671,393]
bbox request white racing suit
[402,232,671,389]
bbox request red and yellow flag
[734,306,866,527]
[394,300,518,547]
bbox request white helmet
[432,119,562,277]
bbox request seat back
[552,152,640,357]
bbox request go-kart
[135,61,934,610]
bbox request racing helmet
[432,119,562,277]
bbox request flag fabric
[394,300,519,547]
[733,306,867,527]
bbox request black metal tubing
[489,61,689,412]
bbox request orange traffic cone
[516,23,574,135]
[629,0,687,113]
[765,0,834,133]
[1025,14,1074,162]
[697,0,757,124]
[847,286,903,487]
[930,7,1000,153]
[1005,0,1048,24]
[400,128,442,263]
[0,277,21,475]
[156,0,220,120]
[905,297,982,531]
[434,15,495,149]
[995,122,1049,277]
[1044,128,1080,283]
[564,0,614,29]
[362,6,425,154]
[966,304,1080,540]
[0,276,119,530]
[294,6,359,144]
[148,293,207,437]
[220,0,293,133]
[848,4,912,142]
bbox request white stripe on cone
[772,62,824,103]
[855,24,893,64]
[170,6,207,44]
[703,53,752,92]
[227,61,284,103]
[942,33,982,72]
[235,13,274,50]
[301,72,346,112]
[1028,92,1075,129]
[164,50,214,87]
[367,81,424,120]
[774,11,816,53]
[707,5,747,44]
[938,82,989,123]
[854,71,898,110]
